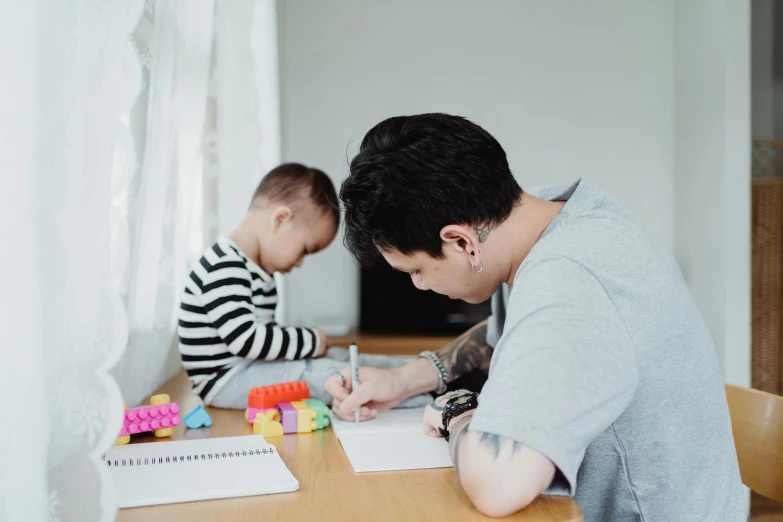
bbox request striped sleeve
[191,254,319,361]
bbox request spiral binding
[106,447,276,468]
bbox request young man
[326,114,746,520]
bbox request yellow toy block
[150,394,174,438]
[253,410,284,437]
[291,401,317,433]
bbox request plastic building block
[245,407,279,424]
[277,402,299,434]
[183,405,212,429]
[303,398,330,429]
[150,394,179,437]
[116,394,180,444]
[253,410,284,437]
[291,401,318,433]
[247,381,309,410]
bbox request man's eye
[412,270,420,276]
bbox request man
[326,113,746,520]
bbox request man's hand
[313,327,330,358]
[422,389,473,437]
[324,366,408,421]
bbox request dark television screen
[360,262,492,335]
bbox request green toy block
[303,398,330,429]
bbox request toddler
[178,163,432,409]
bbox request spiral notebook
[330,408,452,472]
[105,435,298,508]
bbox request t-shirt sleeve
[469,256,638,496]
[486,284,511,348]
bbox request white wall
[674,0,751,386]
[277,0,675,333]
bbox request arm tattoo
[474,225,492,242]
[477,432,524,460]
[449,414,473,478]
[436,321,492,382]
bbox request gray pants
[210,347,433,410]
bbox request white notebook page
[330,408,452,472]
[106,435,298,508]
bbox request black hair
[340,113,522,266]
[252,163,339,228]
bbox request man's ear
[440,225,480,260]
[270,206,293,233]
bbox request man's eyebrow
[389,265,406,273]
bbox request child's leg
[208,349,434,410]
[209,360,306,409]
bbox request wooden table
[330,333,456,355]
[117,372,582,522]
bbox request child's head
[248,163,339,275]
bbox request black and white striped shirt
[178,236,320,403]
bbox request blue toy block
[183,404,213,429]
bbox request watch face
[454,395,472,406]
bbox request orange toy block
[247,381,309,410]
[253,410,284,437]
[291,401,318,433]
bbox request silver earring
[471,261,484,274]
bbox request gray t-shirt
[470,179,746,522]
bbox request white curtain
[0,1,280,520]
[1,1,144,521]
[111,0,216,408]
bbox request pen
[349,342,360,423]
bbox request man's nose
[412,275,428,291]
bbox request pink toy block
[246,407,279,424]
[119,402,181,436]
[277,402,298,434]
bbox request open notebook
[105,435,298,508]
[330,408,453,472]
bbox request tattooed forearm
[477,432,524,460]
[436,320,492,382]
[450,417,526,480]
[474,225,492,242]
[449,414,473,478]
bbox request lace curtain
[111,0,216,408]
[112,0,283,407]
[0,1,281,520]
[1,1,144,521]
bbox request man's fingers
[324,372,350,402]
[423,425,442,437]
[339,381,378,416]
[331,399,377,422]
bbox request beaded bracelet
[418,350,449,395]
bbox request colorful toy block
[253,410,284,437]
[245,407,280,424]
[303,398,330,429]
[115,394,180,445]
[291,401,318,433]
[183,405,212,429]
[277,402,299,434]
[247,381,309,410]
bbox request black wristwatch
[439,391,479,441]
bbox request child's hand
[313,327,330,357]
